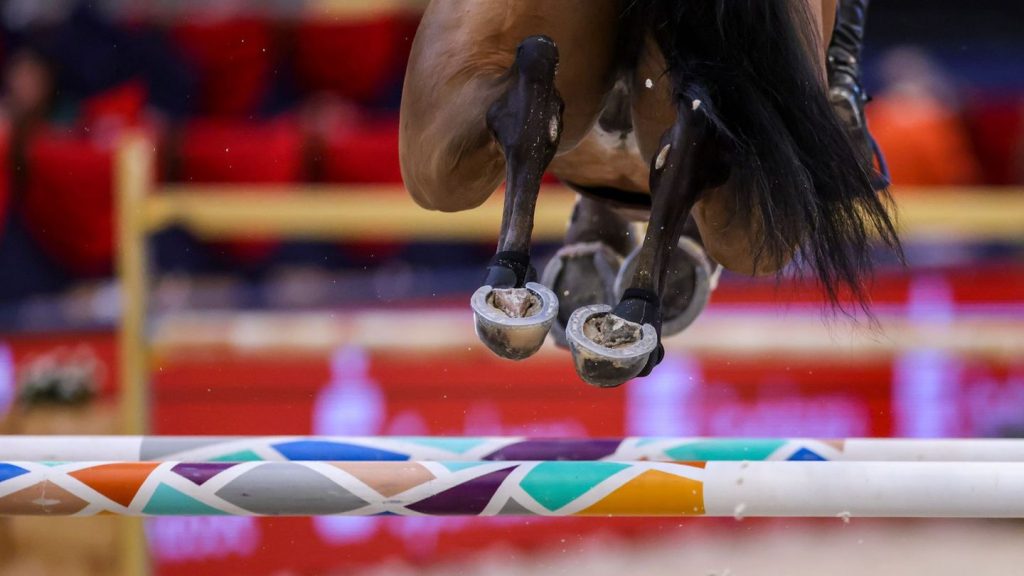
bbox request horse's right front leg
[399,0,622,359]
[470,36,564,360]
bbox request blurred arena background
[0,0,1022,574]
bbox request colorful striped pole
[3,436,1024,462]
[1,460,1023,518]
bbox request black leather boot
[827,0,890,189]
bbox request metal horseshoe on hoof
[564,304,658,388]
[471,282,558,360]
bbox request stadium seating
[22,131,117,276]
[171,18,274,117]
[178,119,305,265]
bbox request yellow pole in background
[115,132,152,576]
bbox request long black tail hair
[634,0,901,312]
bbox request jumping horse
[399,0,899,387]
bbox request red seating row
[9,96,1024,278]
[170,15,419,116]
[867,94,1024,187]
[16,117,402,275]
[23,129,117,276]
[963,96,1024,186]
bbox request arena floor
[365,520,1024,576]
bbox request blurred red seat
[79,80,147,132]
[322,117,405,263]
[323,118,402,184]
[962,96,1024,185]
[171,18,273,116]
[178,119,305,264]
[867,94,982,186]
[293,16,406,104]
[179,119,304,183]
[22,131,116,276]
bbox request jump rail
[3,436,1024,462]
[2,460,1023,518]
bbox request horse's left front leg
[565,99,723,386]
[471,36,564,360]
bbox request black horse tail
[634,0,901,313]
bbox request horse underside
[462,0,898,388]
[471,32,723,387]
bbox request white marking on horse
[655,144,671,170]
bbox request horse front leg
[471,36,564,360]
[565,99,721,386]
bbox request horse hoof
[615,236,717,338]
[540,242,623,348]
[565,304,658,388]
[471,282,558,360]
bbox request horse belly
[550,123,650,195]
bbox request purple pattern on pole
[171,462,238,485]
[406,466,516,515]
[484,439,622,461]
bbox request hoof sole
[471,282,558,360]
[565,304,658,388]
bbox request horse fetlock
[484,250,534,289]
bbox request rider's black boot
[827,0,889,189]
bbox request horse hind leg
[541,195,637,348]
[541,81,644,348]
[565,98,724,387]
[613,213,719,340]
[471,36,564,360]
